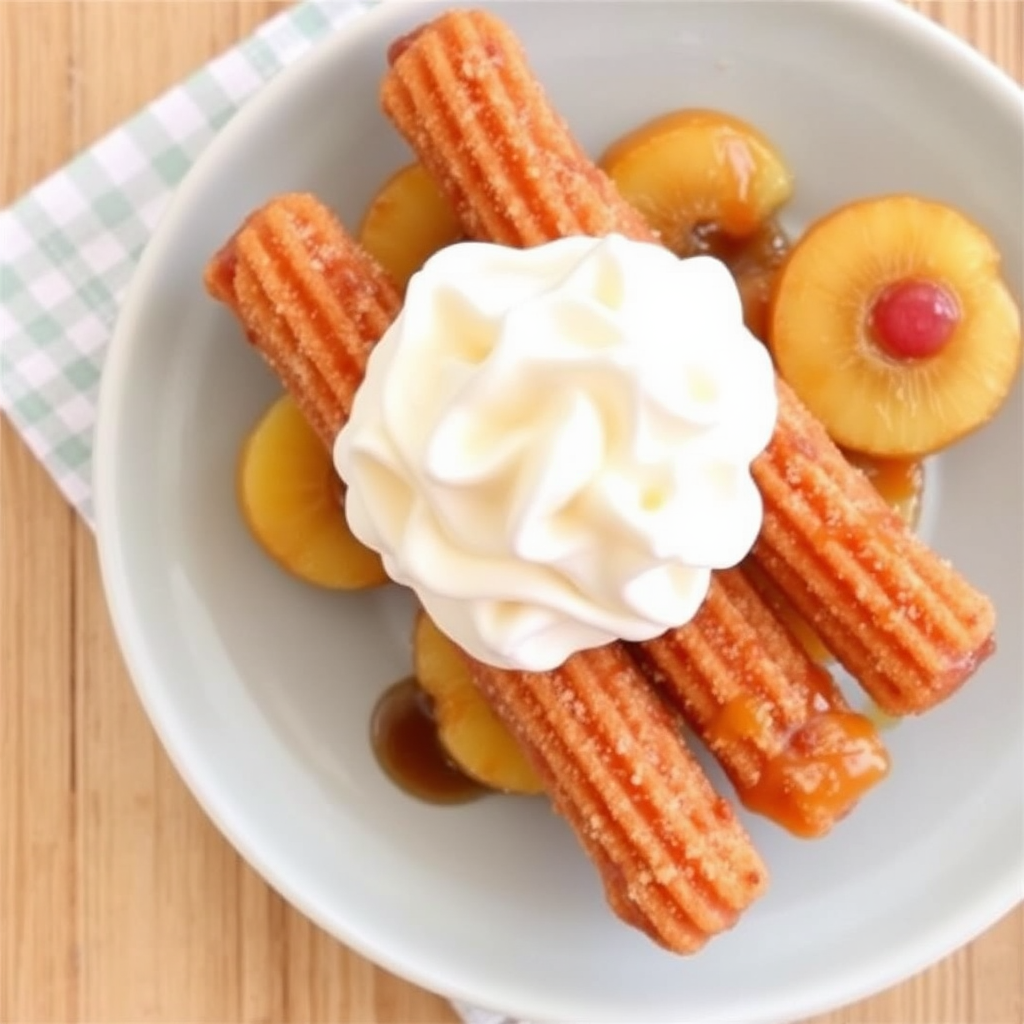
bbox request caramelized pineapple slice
[770,196,1022,457]
[358,163,461,291]
[238,395,388,589]
[599,109,794,255]
[413,613,544,796]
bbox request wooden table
[2,3,1021,1021]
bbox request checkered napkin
[0,1,374,526]
[0,3,521,1022]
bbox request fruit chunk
[599,109,794,255]
[770,195,1022,457]
[413,613,544,795]
[238,395,388,589]
[357,162,461,290]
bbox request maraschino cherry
[869,279,960,359]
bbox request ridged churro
[381,21,652,248]
[380,7,996,716]
[752,386,996,714]
[204,193,768,953]
[204,192,402,450]
[631,569,889,839]
[466,644,767,952]
[211,193,887,837]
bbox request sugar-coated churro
[466,644,767,952]
[382,18,653,248]
[209,52,893,844]
[204,195,768,953]
[205,192,402,450]
[208,185,888,849]
[751,385,996,714]
[380,7,996,715]
[631,569,889,839]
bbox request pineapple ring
[358,162,461,291]
[599,108,794,254]
[413,613,544,796]
[238,395,389,589]
[770,195,1021,458]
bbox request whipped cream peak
[336,235,778,671]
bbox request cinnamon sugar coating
[381,8,996,716]
[201,8,1001,953]
[467,644,767,953]
[632,569,890,838]
[205,194,768,953]
[204,193,402,447]
[752,381,996,714]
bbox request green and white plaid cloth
[0,1,373,526]
[0,3,520,1019]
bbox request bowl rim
[94,1,1024,1021]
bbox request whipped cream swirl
[335,235,777,671]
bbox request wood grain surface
[1,2,1021,1022]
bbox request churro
[631,569,889,839]
[751,386,996,713]
[209,97,891,844]
[380,7,996,715]
[381,21,652,248]
[205,192,402,450]
[204,194,768,953]
[466,644,767,952]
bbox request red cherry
[868,279,960,360]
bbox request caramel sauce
[371,677,486,804]
[705,672,834,760]
[693,217,790,267]
[706,693,772,752]
[687,219,790,340]
[845,451,925,528]
[739,710,891,838]
[706,674,889,838]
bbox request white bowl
[94,2,1023,1022]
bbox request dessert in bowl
[94,2,1023,1021]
